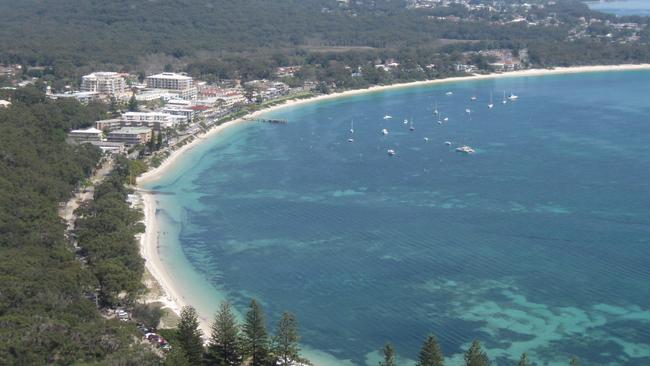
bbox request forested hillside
[0,87,158,364]
[3,0,645,81]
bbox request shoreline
[135,63,650,358]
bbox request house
[107,127,153,146]
[0,99,11,108]
[67,127,104,144]
[454,64,478,73]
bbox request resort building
[107,127,153,146]
[95,118,123,131]
[81,72,127,97]
[145,72,197,100]
[120,112,185,130]
[67,127,104,144]
[49,91,100,104]
[162,99,195,122]
[89,141,126,154]
[135,89,178,102]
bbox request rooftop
[110,127,152,134]
[70,127,103,134]
[146,72,192,80]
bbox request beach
[136,63,650,343]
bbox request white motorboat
[455,145,476,154]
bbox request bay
[145,70,650,366]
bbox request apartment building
[81,72,127,97]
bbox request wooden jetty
[243,117,288,124]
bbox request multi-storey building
[81,72,127,97]
[145,73,197,100]
[107,127,153,146]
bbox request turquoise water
[145,71,650,366]
[587,0,650,16]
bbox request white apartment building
[145,72,193,90]
[145,73,197,100]
[121,112,186,130]
[67,127,103,144]
[81,72,127,97]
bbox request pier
[243,117,288,124]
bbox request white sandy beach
[136,63,650,358]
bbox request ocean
[144,70,650,366]
[587,0,650,16]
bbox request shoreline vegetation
[136,64,650,364]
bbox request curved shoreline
[136,63,650,363]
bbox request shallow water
[146,71,650,365]
[587,0,650,16]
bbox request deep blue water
[587,0,650,16]
[147,71,650,366]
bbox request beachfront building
[120,112,185,130]
[107,127,153,146]
[50,91,100,104]
[95,118,123,131]
[81,72,128,98]
[89,141,126,154]
[135,89,178,102]
[145,72,197,100]
[67,127,103,144]
[162,99,196,122]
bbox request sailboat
[349,120,354,134]
[488,92,494,109]
[409,118,415,131]
[502,91,508,104]
[433,100,439,116]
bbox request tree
[273,312,300,366]
[569,356,580,366]
[416,335,444,366]
[177,306,204,365]
[205,302,242,366]
[132,303,164,329]
[165,346,191,366]
[242,299,270,366]
[378,343,396,366]
[156,131,163,149]
[128,94,138,112]
[108,97,118,116]
[517,353,531,366]
[464,340,490,366]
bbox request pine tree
[517,353,531,366]
[273,312,300,366]
[205,302,242,366]
[156,131,163,149]
[378,343,396,366]
[177,306,204,365]
[464,340,490,366]
[242,299,270,366]
[128,94,138,111]
[164,346,191,366]
[416,335,444,366]
[569,356,580,366]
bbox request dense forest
[0,88,159,364]
[1,0,649,84]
